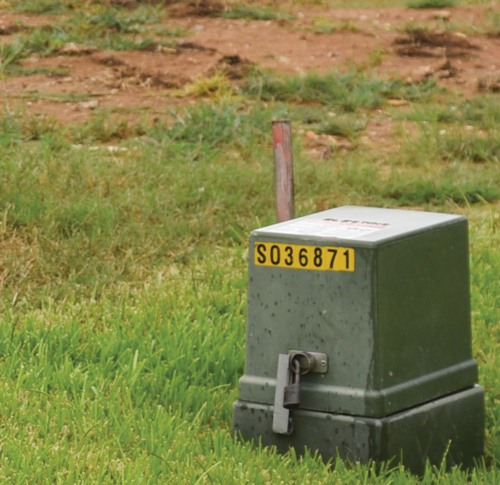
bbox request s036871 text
[254,242,354,272]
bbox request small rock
[478,70,500,92]
[79,99,99,109]
[155,45,177,54]
[58,42,97,55]
[387,99,410,107]
[432,10,451,21]
[306,130,320,140]
[408,65,434,83]
[435,70,452,79]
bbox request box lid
[253,206,466,246]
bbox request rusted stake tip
[272,120,294,222]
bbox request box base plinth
[233,385,484,475]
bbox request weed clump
[306,16,359,34]
[441,135,500,163]
[243,71,439,110]
[313,118,366,140]
[485,10,500,36]
[10,0,73,15]
[387,180,500,205]
[221,5,295,21]
[407,0,457,8]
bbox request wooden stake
[272,121,295,222]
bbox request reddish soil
[1,4,500,128]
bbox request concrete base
[233,386,484,475]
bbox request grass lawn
[0,0,500,482]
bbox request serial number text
[254,242,355,272]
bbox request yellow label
[254,242,355,272]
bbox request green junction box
[233,206,484,474]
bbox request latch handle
[272,354,294,435]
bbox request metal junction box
[233,206,484,474]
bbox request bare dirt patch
[0,11,58,41]
[168,0,225,18]
[393,29,478,58]
[0,5,499,129]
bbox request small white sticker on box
[270,218,389,239]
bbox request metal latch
[272,354,294,435]
[272,351,328,435]
[288,350,328,374]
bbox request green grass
[407,0,458,8]
[1,195,500,481]
[397,96,500,128]
[3,265,499,482]
[1,60,500,483]
[485,10,500,36]
[243,70,440,110]
[4,65,71,77]
[1,0,500,481]
[0,261,248,482]
[12,91,94,103]
[9,0,73,15]
[0,103,276,303]
[386,179,500,204]
[312,116,367,139]
[0,235,499,482]
[303,16,360,34]
[221,5,296,21]
[0,4,172,67]
[440,134,500,163]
